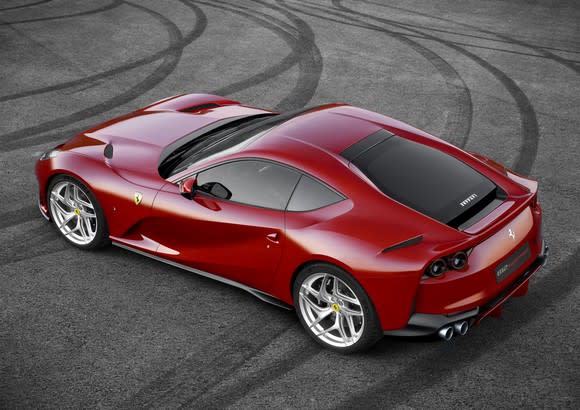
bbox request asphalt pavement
[0,0,578,408]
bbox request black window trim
[175,157,347,212]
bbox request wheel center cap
[331,303,340,313]
[73,208,81,216]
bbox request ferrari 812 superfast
[36,93,548,352]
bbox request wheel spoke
[77,216,87,238]
[83,217,93,236]
[345,313,357,337]
[314,321,339,337]
[57,213,76,230]
[337,315,350,343]
[64,183,74,206]
[303,283,320,299]
[341,305,363,316]
[80,210,96,219]
[337,292,360,306]
[74,187,93,208]
[332,276,339,294]
[318,274,332,302]
[51,197,70,216]
[308,308,332,329]
[300,290,326,313]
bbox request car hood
[59,104,270,183]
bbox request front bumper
[385,242,548,337]
[37,189,50,220]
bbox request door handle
[266,232,279,243]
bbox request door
[147,159,301,291]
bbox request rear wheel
[48,176,109,249]
[293,263,382,353]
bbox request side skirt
[112,242,294,310]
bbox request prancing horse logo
[508,228,516,240]
[134,192,143,206]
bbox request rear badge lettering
[495,243,531,282]
[459,193,478,207]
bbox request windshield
[159,106,317,178]
[345,130,498,227]
[158,114,275,178]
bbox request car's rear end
[340,122,547,339]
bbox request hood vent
[179,103,220,113]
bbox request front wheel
[293,263,383,353]
[47,175,109,249]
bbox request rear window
[345,130,497,226]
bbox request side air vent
[179,103,220,113]
[382,235,423,253]
[104,143,113,159]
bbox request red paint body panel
[36,94,545,332]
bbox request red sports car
[36,93,548,353]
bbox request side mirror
[203,182,232,200]
[179,177,197,199]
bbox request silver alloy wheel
[298,273,365,347]
[49,180,97,245]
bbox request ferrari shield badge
[134,192,143,206]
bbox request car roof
[247,104,384,156]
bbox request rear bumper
[385,242,548,337]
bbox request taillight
[427,259,447,277]
[449,251,468,270]
[426,250,470,278]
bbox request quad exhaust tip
[438,326,454,341]
[438,320,469,340]
[454,320,469,336]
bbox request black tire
[47,175,110,250]
[293,263,383,353]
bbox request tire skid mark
[197,0,302,99]
[186,328,320,409]
[0,223,68,267]
[0,0,206,149]
[279,0,473,148]
[266,0,323,111]
[121,313,297,409]
[363,0,580,76]
[360,13,580,56]
[0,0,122,27]
[0,0,201,103]
[329,0,538,176]
[338,247,580,409]
[0,0,51,12]
[0,205,38,230]
[200,0,322,111]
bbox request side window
[287,175,344,211]
[196,160,300,210]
